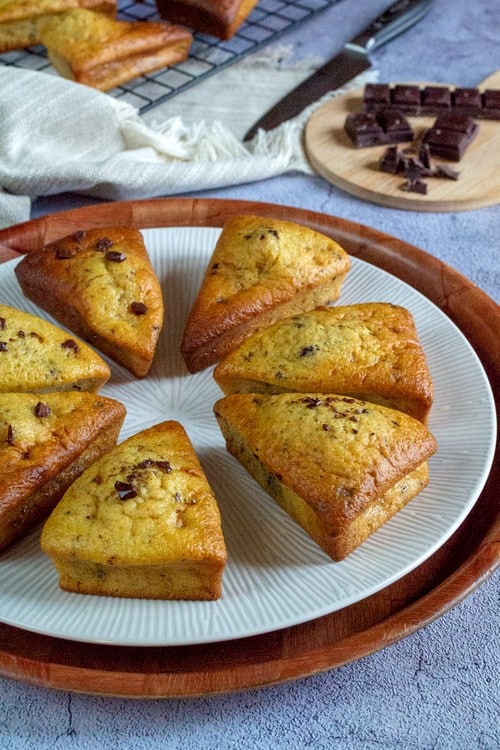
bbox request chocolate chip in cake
[105,250,126,262]
[35,402,51,418]
[0,342,8,351]
[55,246,76,259]
[0,318,6,330]
[61,338,79,352]
[95,237,114,252]
[130,301,148,315]
[114,480,137,501]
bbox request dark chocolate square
[344,112,384,147]
[423,113,479,161]
[391,85,421,113]
[453,87,482,116]
[433,113,478,136]
[482,89,500,119]
[422,86,452,113]
[376,110,414,143]
[363,83,392,111]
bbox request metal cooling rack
[0,0,338,113]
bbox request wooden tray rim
[0,197,497,699]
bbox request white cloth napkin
[0,58,374,229]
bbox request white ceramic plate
[0,227,495,646]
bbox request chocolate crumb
[105,250,126,263]
[137,459,155,469]
[0,318,5,330]
[95,237,114,251]
[303,397,322,408]
[299,345,316,357]
[6,425,14,446]
[130,301,148,315]
[55,246,76,259]
[35,402,51,418]
[61,339,79,352]
[114,480,137,501]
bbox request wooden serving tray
[304,72,500,212]
[0,198,497,698]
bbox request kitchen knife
[243,0,433,141]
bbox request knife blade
[243,0,433,141]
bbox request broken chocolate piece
[434,164,460,180]
[418,142,432,170]
[344,110,413,147]
[423,113,479,161]
[401,179,428,194]
[379,145,402,173]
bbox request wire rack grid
[0,0,339,113]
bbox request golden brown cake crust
[14,227,164,377]
[41,421,227,599]
[0,391,125,551]
[214,303,434,422]
[214,392,437,560]
[0,302,111,393]
[38,9,192,90]
[0,0,116,53]
[155,0,258,39]
[181,215,351,372]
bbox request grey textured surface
[1,0,498,747]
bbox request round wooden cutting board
[305,72,500,211]
[0,198,497,698]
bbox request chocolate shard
[379,145,402,174]
[400,179,428,195]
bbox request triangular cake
[214,393,437,561]
[41,421,227,600]
[0,391,125,552]
[15,227,164,377]
[180,215,350,372]
[214,303,434,423]
[38,9,192,91]
[0,303,110,393]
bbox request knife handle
[347,0,433,55]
